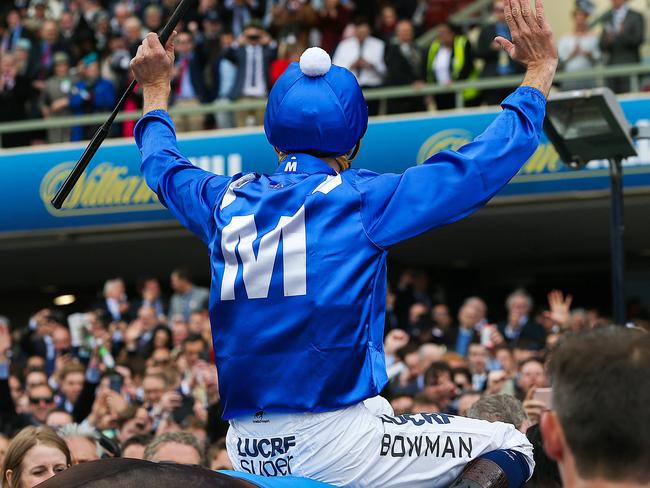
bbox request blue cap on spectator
[82,52,98,66]
[575,0,595,15]
[204,10,219,23]
[16,38,32,51]
[264,47,368,156]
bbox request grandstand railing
[0,63,649,145]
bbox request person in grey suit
[40,52,75,143]
[168,269,210,322]
[599,0,645,93]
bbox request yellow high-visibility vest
[426,36,480,101]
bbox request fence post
[630,74,640,93]
[455,89,464,109]
[379,98,388,116]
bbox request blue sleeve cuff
[510,85,546,104]
[503,85,545,105]
[494,85,546,140]
[502,86,546,121]
[133,110,175,151]
[0,362,9,380]
[85,367,101,384]
[479,449,531,488]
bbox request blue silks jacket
[134,86,546,420]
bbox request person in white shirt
[423,22,479,110]
[558,7,600,90]
[332,17,386,114]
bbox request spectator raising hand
[384,329,410,360]
[522,386,547,426]
[545,290,573,330]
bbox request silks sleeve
[134,110,231,244]
[356,87,546,249]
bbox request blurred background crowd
[1,0,649,487]
[1,266,648,486]
[0,0,647,147]
[0,269,230,473]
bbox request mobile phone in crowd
[480,325,495,348]
[172,394,195,425]
[108,373,123,393]
[533,387,553,409]
[67,313,91,348]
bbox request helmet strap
[335,140,362,172]
[275,148,287,162]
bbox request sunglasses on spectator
[29,396,54,404]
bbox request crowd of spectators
[0,0,647,147]
[0,264,649,486]
[0,268,235,475]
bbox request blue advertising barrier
[1,95,649,236]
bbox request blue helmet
[264,47,368,156]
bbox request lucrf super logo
[237,436,297,476]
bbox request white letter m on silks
[220,206,307,300]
